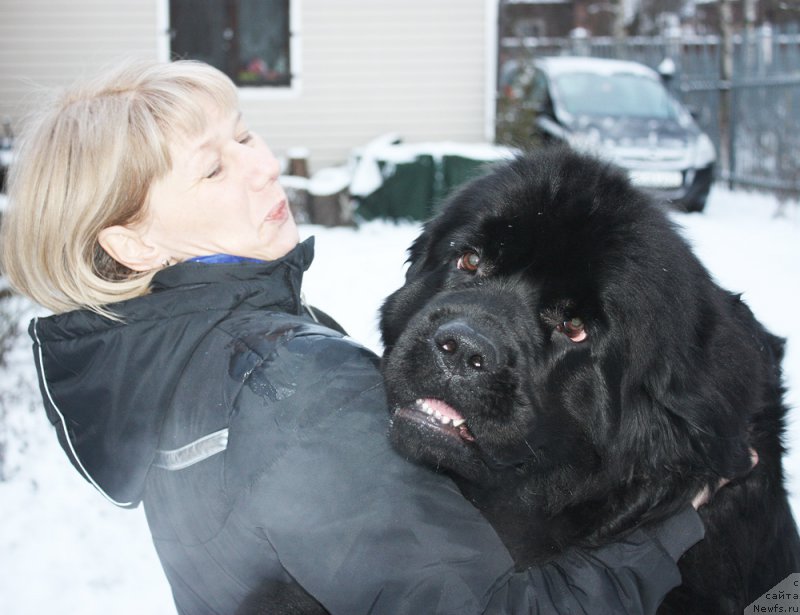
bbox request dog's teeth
[414,401,462,427]
[430,409,449,425]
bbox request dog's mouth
[394,398,477,443]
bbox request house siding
[0,0,495,172]
[0,0,159,101]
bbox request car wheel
[684,197,707,213]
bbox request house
[0,0,500,172]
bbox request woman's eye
[238,132,253,145]
[206,164,222,179]
[557,317,588,343]
[457,251,481,272]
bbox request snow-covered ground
[1,184,798,614]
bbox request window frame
[157,0,302,100]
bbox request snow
[536,56,661,80]
[349,137,516,197]
[286,146,311,160]
[1,184,799,614]
[307,166,352,196]
[278,168,353,197]
[276,174,309,191]
[348,133,403,197]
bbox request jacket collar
[150,238,314,294]
[30,238,315,507]
[35,238,315,341]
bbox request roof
[535,56,660,80]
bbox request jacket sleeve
[483,507,703,614]
[230,333,703,615]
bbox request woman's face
[137,103,299,263]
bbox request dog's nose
[433,319,500,373]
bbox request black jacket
[30,239,704,614]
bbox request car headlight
[692,133,716,168]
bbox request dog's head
[380,148,761,524]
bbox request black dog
[380,147,800,614]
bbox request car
[506,56,715,212]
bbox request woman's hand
[692,448,759,509]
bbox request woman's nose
[242,144,280,190]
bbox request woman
[1,60,707,615]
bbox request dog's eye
[557,317,588,343]
[457,252,480,272]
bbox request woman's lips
[265,199,289,223]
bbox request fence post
[719,0,735,188]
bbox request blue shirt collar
[184,254,266,265]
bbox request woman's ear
[97,225,164,272]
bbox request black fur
[379,147,800,614]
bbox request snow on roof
[536,56,660,80]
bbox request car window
[552,72,677,120]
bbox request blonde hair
[0,59,238,315]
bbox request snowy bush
[0,287,16,359]
[0,287,38,481]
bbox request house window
[169,0,292,88]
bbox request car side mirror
[657,57,676,85]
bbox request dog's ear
[622,288,761,484]
[403,225,434,281]
[379,225,442,351]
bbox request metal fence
[499,25,800,199]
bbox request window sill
[238,82,302,101]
